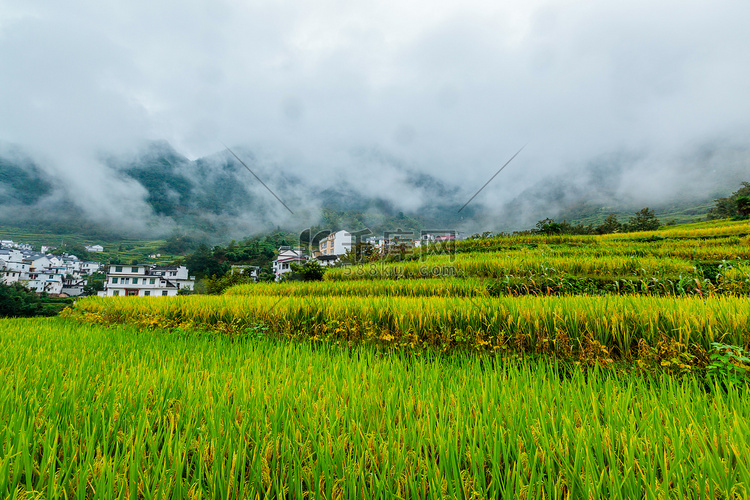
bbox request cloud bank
[1,0,749,233]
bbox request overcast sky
[1,0,749,224]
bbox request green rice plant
[1,317,749,499]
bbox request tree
[204,272,254,294]
[596,214,622,234]
[737,196,750,217]
[82,272,106,296]
[0,283,52,317]
[183,244,229,279]
[535,218,563,235]
[287,260,326,281]
[161,234,203,254]
[341,242,377,265]
[625,208,660,232]
[707,182,750,220]
[55,242,91,260]
[257,268,276,282]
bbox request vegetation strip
[68,295,750,363]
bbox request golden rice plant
[67,295,750,360]
[324,252,697,281]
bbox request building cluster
[270,230,460,281]
[0,241,103,296]
[271,230,355,281]
[0,240,34,251]
[97,264,195,297]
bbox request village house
[62,278,88,297]
[319,230,352,256]
[149,265,196,291]
[1,242,105,296]
[22,252,52,273]
[99,264,195,297]
[0,240,33,251]
[272,247,308,281]
[314,230,352,266]
[26,267,65,295]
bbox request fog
[1,0,749,234]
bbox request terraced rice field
[4,219,750,497]
[68,294,749,363]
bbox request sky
[1,0,749,230]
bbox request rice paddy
[68,294,750,363]
[4,218,750,497]
[1,318,749,498]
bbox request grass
[1,317,748,499]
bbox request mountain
[0,141,470,240]
[0,140,746,241]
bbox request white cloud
[1,0,749,230]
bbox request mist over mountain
[3,1,750,241]
[0,140,474,239]
[1,139,748,241]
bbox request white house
[0,248,24,264]
[80,261,102,275]
[22,253,52,273]
[99,264,195,297]
[272,247,308,281]
[0,261,30,285]
[319,230,352,256]
[85,245,104,252]
[26,267,64,295]
[62,278,88,297]
[149,265,196,291]
[0,240,32,251]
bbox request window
[144,291,150,296]
[134,278,140,284]
[112,277,118,284]
[122,278,129,284]
[115,266,123,272]
[113,290,120,296]
[131,267,139,273]
[149,278,155,284]
[162,291,168,296]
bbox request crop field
[326,220,750,286]
[65,218,750,364]
[1,318,749,499]
[69,295,750,365]
[5,219,750,497]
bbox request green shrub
[0,283,54,317]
